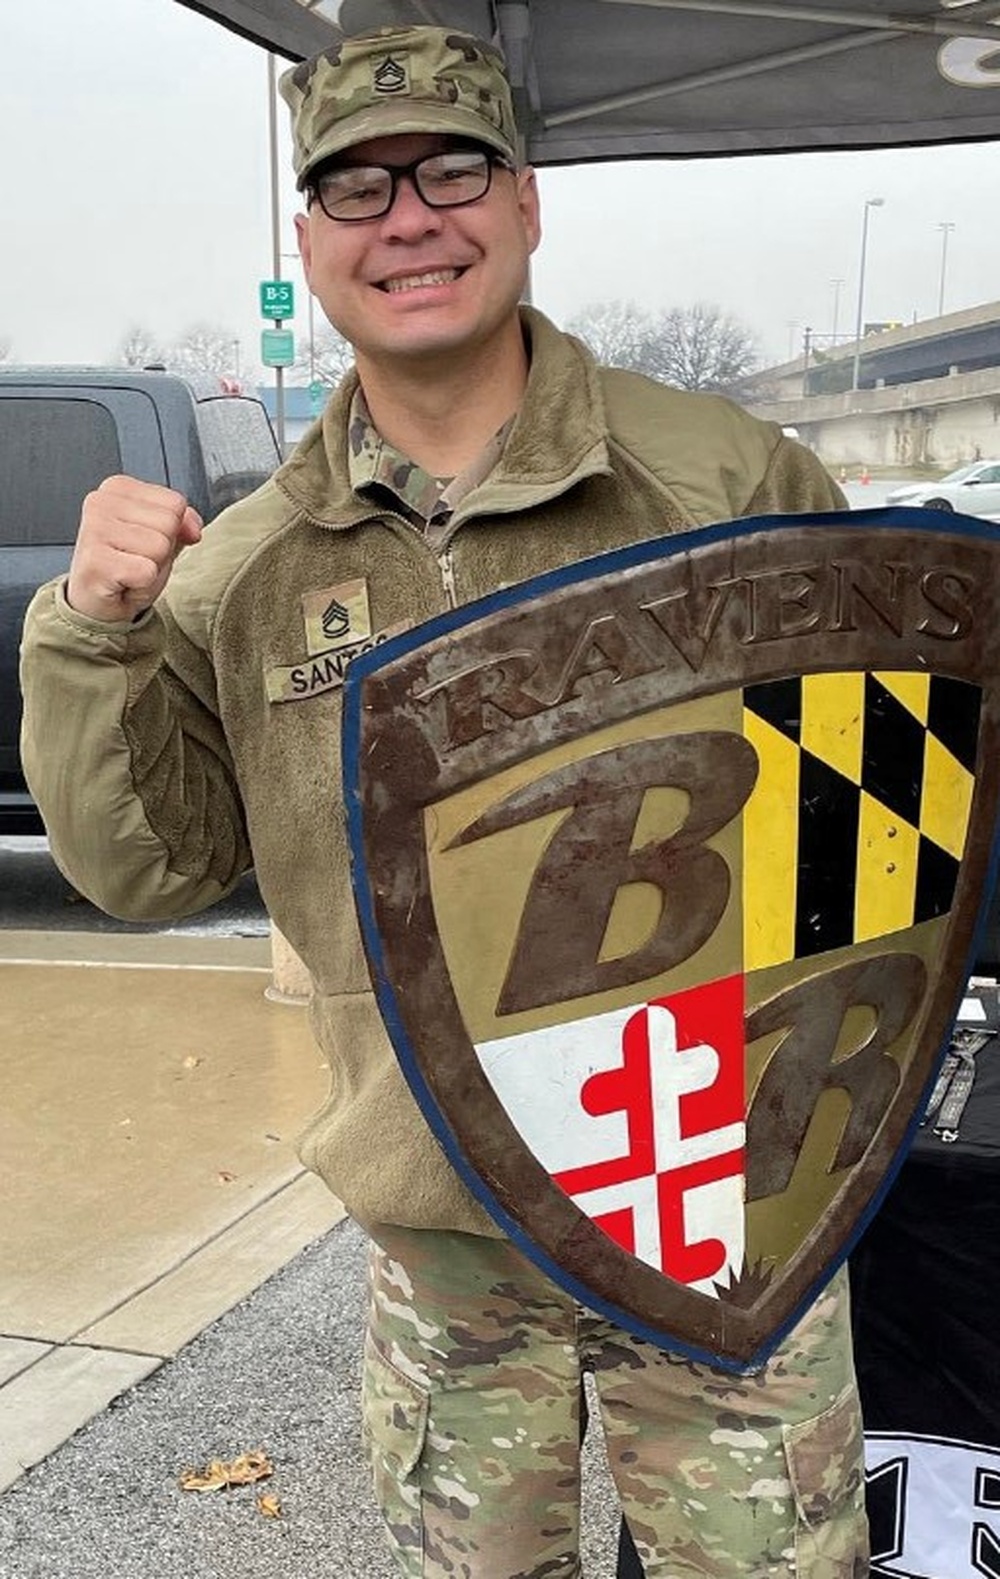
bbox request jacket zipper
[384,511,459,609]
[437,545,458,609]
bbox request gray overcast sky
[4,0,1000,379]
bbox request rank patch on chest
[302,579,372,657]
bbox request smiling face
[295,133,541,380]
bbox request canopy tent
[175,0,1000,163]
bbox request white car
[885,460,1000,521]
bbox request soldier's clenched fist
[66,475,204,623]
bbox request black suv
[0,368,281,830]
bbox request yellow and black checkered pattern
[742,671,981,972]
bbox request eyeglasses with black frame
[307,148,515,223]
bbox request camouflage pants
[361,1225,868,1579]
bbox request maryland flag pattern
[743,671,981,971]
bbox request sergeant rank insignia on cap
[373,54,408,94]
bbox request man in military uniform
[21,25,868,1577]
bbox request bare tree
[293,323,355,388]
[565,300,652,373]
[565,300,759,394]
[639,304,760,393]
[166,322,241,379]
[117,325,162,368]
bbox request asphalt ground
[0,1218,621,1579]
[0,836,268,937]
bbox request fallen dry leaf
[217,1170,237,1185]
[256,1493,282,1518]
[179,1450,273,1493]
[179,1461,229,1493]
[182,1055,203,1071]
[227,1451,273,1485]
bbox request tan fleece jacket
[20,308,845,1236]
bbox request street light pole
[936,221,955,317]
[281,249,317,386]
[830,278,845,344]
[267,52,286,457]
[851,197,885,393]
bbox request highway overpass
[748,300,1000,471]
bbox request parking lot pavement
[0,926,343,1496]
[840,479,901,509]
[0,836,269,936]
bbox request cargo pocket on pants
[361,1331,430,1578]
[782,1383,869,1578]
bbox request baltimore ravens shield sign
[342,508,1000,1372]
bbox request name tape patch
[263,579,409,702]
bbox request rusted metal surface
[344,510,1000,1370]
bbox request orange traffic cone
[860,466,871,485]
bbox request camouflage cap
[279,26,519,190]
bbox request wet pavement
[0,919,343,1496]
[0,836,268,936]
[839,479,898,508]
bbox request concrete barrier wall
[750,369,1000,470]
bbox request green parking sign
[260,280,295,320]
[261,328,295,367]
